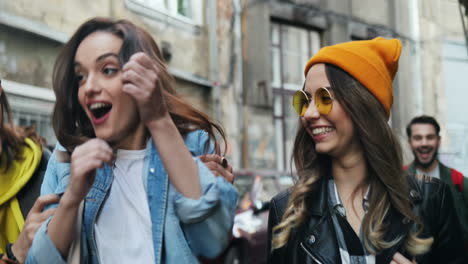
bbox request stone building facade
[1,0,466,173]
[0,0,232,150]
[433,0,468,174]
[240,0,423,170]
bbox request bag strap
[67,200,84,264]
[451,169,464,193]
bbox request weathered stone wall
[0,24,60,88]
[0,0,225,149]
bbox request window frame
[271,22,321,170]
[125,0,204,33]
[2,79,56,147]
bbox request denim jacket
[26,130,238,264]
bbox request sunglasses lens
[315,87,333,115]
[293,90,308,116]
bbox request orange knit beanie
[303,37,402,119]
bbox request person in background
[0,80,58,263]
[405,115,468,254]
[267,37,464,263]
[26,17,237,264]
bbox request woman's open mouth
[88,102,112,125]
[310,126,335,142]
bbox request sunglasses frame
[292,86,334,116]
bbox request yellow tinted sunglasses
[292,86,334,116]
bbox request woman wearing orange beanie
[267,37,464,263]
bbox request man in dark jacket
[405,115,468,251]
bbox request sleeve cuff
[173,158,222,224]
[174,161,220,224]
[27,218,67,264]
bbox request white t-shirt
[94,149,155,264]
[416,163,440,179]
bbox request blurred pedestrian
[405,115,468,254]
[267,37,464,263]
[26,17,237,264]
[0,80,58,263]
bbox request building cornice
[2,79,55,101]
[0,10,68,43]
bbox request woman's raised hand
[391,252,417,264]
[122,52,168,126]
[199,154,234,184]
[11,194,59,263]
[67,139,113,206]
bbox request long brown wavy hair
[52,17,225,152]
[0,82,44,172]
[272,64,432,255]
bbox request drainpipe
[207,0,221,120]
[409,0,423,114]
[233,0,246,168]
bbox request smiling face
[301,64,360,158]
[75,31,146,149]
[409,123,440,170]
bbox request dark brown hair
[0,82,43,171]
[406,115,440,138]
[272,64,432,254]
[52,17,225,152]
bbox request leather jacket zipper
[300,242,323,264]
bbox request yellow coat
[0,138,42,254]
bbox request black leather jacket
[267,175,465,264]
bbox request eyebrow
[74,52,120,67]
[96,52,119,62]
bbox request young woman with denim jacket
[25,17,237,264]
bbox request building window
[128,0,203,26]
[177,0,192,18]
[134,0,192,19]
[2,80,56,148]
[271,22,321,170]
[11,109,56,148]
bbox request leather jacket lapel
[303,177,413,264]
[300,213,341,264]
[438,162,452,185]
[298,177,341,264]
[307,176,329,216]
